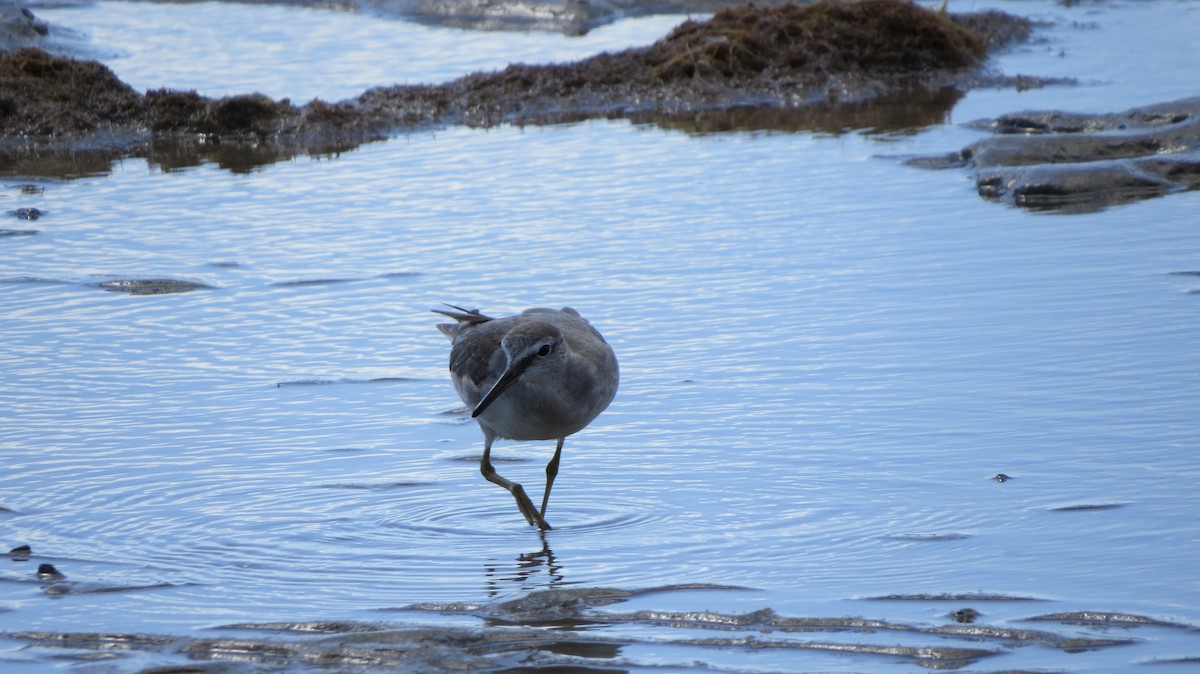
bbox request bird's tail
[432,304,492,340]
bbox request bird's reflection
[483,532,563,598]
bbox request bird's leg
[481,436,551,531]
[540,438,565,519]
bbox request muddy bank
[6,585,1191,672]
[1,1,1040,176]
[911,96,1200,211]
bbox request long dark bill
[472,357,532,418]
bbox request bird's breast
[474,377,608,441]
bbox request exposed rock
[911,96,1200,211]
[5,584,1168,672]
[92,278,215,295]
[373,0,609,34]
[0,0,47,48]
[1,0,93,58]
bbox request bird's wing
[445,319,510,406]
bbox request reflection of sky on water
[37,1,692,99]
[33,0,1200,112]
[5,116,1197,627]
[3,1,1200,671]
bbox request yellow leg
[481,435,551,530]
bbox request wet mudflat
[2,0,1200,672]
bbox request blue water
[3,0,1200,671]
[33,0,691,99]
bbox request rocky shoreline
[3,0,1198,210]
[911,96,1200,212]
[5,584,1187,672]
[1,2,1031,149]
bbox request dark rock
[36,562,64,580]
[0,0,49,49]
[950,607,981,623]
[914,96,1200,211]
[93,278,214,295]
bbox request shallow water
[3,0,1200,672]
[33,0,692,99]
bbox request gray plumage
[434,305,619,530]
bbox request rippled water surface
[35,0,692,99]
[3,1,1200,672]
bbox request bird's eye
[536,344,553,357]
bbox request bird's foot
[510,484,552,530]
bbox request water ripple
[2,27,1199,662]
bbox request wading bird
[433,305,619,530]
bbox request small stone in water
[37,563,65,580]
[950,608,980,623]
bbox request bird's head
[472,321,566,418]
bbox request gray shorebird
[433,305,619,530]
